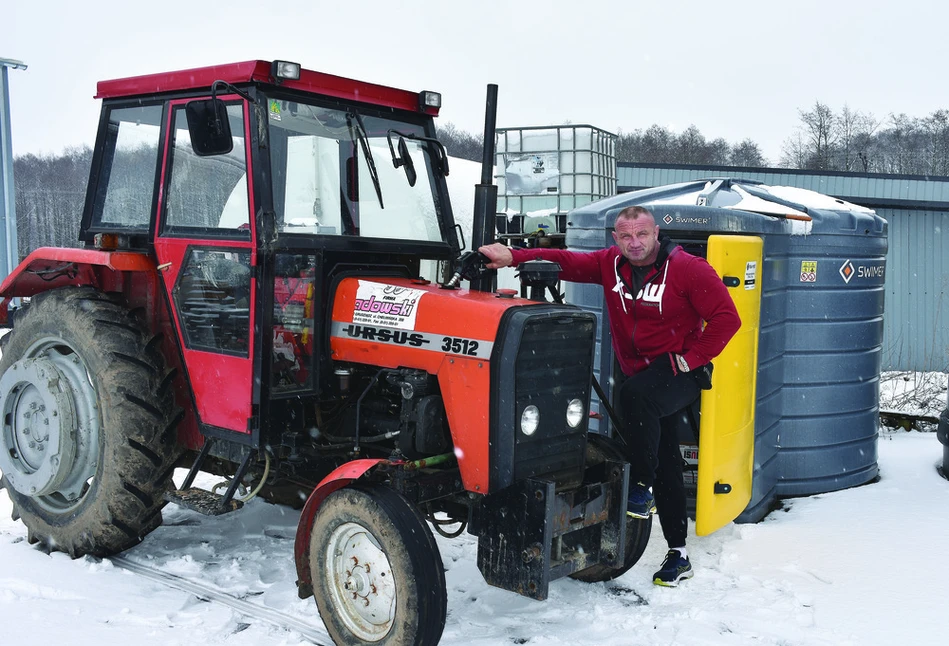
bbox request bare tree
[640,125,677,163]
[436,122,483,162]
[799,101,838,169]
[675,125,707,163]
[922,109,949,175]
[780,131,810,169]
[14,147,92,258]
[706,138,732,165]
[839,105,879,172]
[879,113,917,174]
[730,139,766,167]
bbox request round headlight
[566,398,584,428]
[520,405,540,436]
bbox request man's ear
[611,230,619,244]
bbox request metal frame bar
[0,58,27,285]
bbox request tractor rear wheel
[0,287,180,557]
[309,483,447,645]
[569,433,652,583]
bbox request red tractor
[0,60,649,645]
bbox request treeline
[13,146,92,257]
[12,103,949,259]
[615,126,765,167]
[780,102,949,175]
[435,122,767,167]
[438,103,949,175]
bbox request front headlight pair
[519,399,584,436]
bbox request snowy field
[1,157,946,644]
[1,405,946,645]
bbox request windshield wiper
[348,112,384,209]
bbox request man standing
[479,205,740,586]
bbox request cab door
[153,97,258,437]
[695,235,763,535]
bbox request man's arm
[680,257,741,370]
[478,243,604,284]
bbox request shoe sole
[626,505,657,520]
[653,570,694,587]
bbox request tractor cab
[81,60,459,449]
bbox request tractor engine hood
[329,277,524,370]
[328,276,595,495]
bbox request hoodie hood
[653,234,679,270]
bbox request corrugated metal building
[618,163,949,373]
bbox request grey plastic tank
[562,179,887,522]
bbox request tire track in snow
[110,555,332,645]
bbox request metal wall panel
[881,208,949,372]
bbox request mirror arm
[210,80,254,103]
[386,130,405,168]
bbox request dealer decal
[332,322,493,359]
[353,281,425,330]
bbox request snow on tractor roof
[94,60,439,116]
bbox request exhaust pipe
[469,84,498,293]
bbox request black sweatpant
[615,357,700,549]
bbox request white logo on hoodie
[613,255,670,315]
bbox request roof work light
[418,90,441,111]
[271,61,301,81]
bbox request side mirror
[398,137,417,187]
[185,99,233,156]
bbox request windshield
[263,96,448,243]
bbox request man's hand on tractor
[478,243,513,269]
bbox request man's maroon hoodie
[509,236,741,376]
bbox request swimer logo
[839,259,855,284]
[838,259,885,284]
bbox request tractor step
[164,488,244,516]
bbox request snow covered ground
[1,419,946,645]
[1,156,946,643]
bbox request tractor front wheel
[0,287,180,557]
[569,433,652,583]
[309,484,447,646]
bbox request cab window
[164,102,250,238]
[89,104,163,231]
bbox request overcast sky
[4,0,948,164]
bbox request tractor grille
[489,306,596,492]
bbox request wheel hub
[0,357,78,497]
[326,522,397,641]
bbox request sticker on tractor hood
[353,281,425,330]
[331,321,494,359]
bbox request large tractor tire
[309,483,447,646]
[0,287,180,557]
[570,433,652,583]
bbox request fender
[0,247,154,325]
[293,458,389,597]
